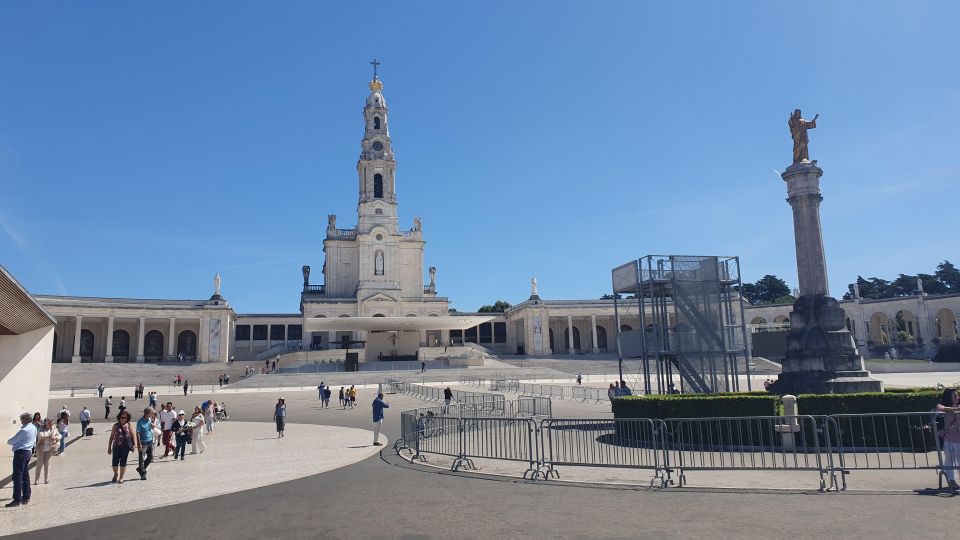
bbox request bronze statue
[302,265,311,287]
[327,214,337,230]
[789,109,819,163]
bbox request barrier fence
[397,411,951,492]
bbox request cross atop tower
[370,58,381,79]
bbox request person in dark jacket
[372,393,390,446]
[171,411,190,460]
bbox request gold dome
[369,77,383,92]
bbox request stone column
[168,317,176,361]
[567,315,575,354]
[71,315,83,363]
[198,317,207,362]
[105,316,115,363]
[419,329,427,347]
[136,317,146,363]
[782,163,829,296]
[441,329,450,348]
[591,314,599,353]
[219,317,231,363]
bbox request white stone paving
[0,421,383,536]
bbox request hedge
[795,391,940,416]
[934,343,960,363]
[611,394,781,420]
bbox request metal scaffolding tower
[612,255,751,394]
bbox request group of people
[338,385,359,408]
[607,381,633,400]
[218,373,231,387]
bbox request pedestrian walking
[372,393,389,446]
[274,398,286,438]
[443,387,453,414]
[108,411,136,484]
[148,391,157,409]
[98,383,104,398]
[190,407,206,454]
[55,411,69,455]
[183,380,189,396]
[172,411,189,460]
[105,396,113,419]
[30,413,41,456]
[322,387,331,408]
[339,387,345,408]
[421,361,426,374]
[204,401,214,434]
[79,406,91,437]
[317,383,325,400]
[6,413,36,507]
[34,418,59,485]
[135,407,155,480]
[576,372,582,385]
[118,397,127,414]
[159,402,177,457]
[937,388,960,490]
[349,386,357,409]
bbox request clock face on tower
[372,141,384,151]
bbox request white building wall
[0,326,54,460]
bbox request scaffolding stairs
[667,354,712,393]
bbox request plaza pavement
[1,383,955,539]
[0,421,382,536]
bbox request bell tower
[357,59,398,234]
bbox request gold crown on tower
[369,77,383,92]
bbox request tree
[477,300,511,313]
[447,307,458,314]
[937,260,960,290]
[739,275,793,305]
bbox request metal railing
[518,396,552,418]
[395,410,952,492]
[570,386,606,403]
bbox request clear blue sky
[1,2,957,313]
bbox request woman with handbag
[34,418,60,484]
[107,411,138,484]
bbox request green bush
[612,394,781,420]
[934,343,960,363]
[795,391,939,415]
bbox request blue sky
[1,2,957,313]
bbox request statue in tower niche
[428,266,436,287]
[302,265,311,287]
[413,217,422,231]
[788,109,819,163]
[327,214,337,230]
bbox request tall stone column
[567,315,575,354]
[136,317,146,363]
[198,317,207,362]
[783,163,829,297]
[72,315,83,363]
[591,314,599,353]
[168,318,177,361]
[777,161,882,394]
[441,329,450,348]
[105,316,115,363]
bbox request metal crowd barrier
[539,418,668,486]
[663,415,832,491]
[396,410,951,493]
[824,412,946,491]
[570,386,605,403]
[518,383,565,400]
[518,396,552,418]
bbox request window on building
[236,325,251,341]
[287,325,302,341]
[374,174,383,198]
[253,325,268,340]
[465,326,478,343]
[373,116,381,129]
[270,325,286,341]
[450,329,463,343]
[494,322,507,343]
[375,208,383,215]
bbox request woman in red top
[108,411,138,484]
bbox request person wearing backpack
[937,388,960,490]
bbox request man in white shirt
[6,413,37,507]
[79,407,92,437]
[159,402,177,458]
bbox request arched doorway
[79,329,95,361]
[177,330,197,360]
[620,324,633,332]
[144,330,164,360]
[936,308,958,342]
[112,330,130,362]
[869,313,890,345]
[596,326,608,350]
[750,317,768,326]
[895,310,917,342]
